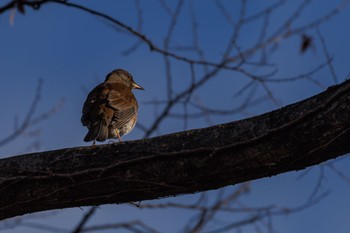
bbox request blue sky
[0,0,350,232]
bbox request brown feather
[81,69,142,143]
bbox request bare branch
[317,28,338,84]
[0,80,349,220]
[327,163,350,186]
[81,220,159,233]
[72,207,97,233]
[0,79,64,148]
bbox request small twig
[71,207,98,233]
[317,28,338,84]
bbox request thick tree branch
[0,80,350,220]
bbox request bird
[81,69,144,144]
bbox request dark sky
[0,1,349,232]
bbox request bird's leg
[92,140,96,146]
[116,130,122,142]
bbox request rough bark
[0,80,350,220]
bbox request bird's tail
[84,121,109,142]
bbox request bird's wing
[81,83,109,126]
[82,83,114,142]
[107,83,138,130]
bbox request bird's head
[105,69,145,90]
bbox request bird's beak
[133,83,145,90]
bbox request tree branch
[0,79,350,221]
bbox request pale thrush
[81,69,144,143]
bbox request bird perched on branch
[81,69,144,144]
